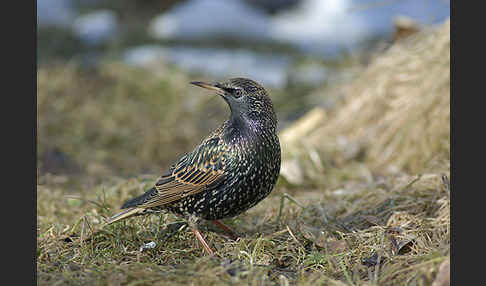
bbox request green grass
[37,20,450,285]
[36,61,327,187]
[37,170,449,285]
[37,61,230,185]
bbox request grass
[37,60,230,186]
[37,171,449,285]
[37,19,450,286]
[279,19,450,189]
[36,59,330,187]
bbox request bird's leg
[191,228,214,256]
[188,215,215,256]
[212,220,240,240]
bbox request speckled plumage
[107,78,281,228]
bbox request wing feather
[139,135,229,208]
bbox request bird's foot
[186,214,215,256]
[212,220,240,241]
[191,228,215,256]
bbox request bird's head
[191,78,277,131]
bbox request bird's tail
[105,187,159,225]
[105,207,146,225]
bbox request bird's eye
[222,87,243,98]
[232,88,243,98]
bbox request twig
[286,225,304,250]
[276,193,305,225]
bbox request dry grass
[37,19,450,286]
[37,171,449,285]
[36,60,322,186]
[37,61,229,184]
[280,19,450,188]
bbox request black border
[449,0,454,285]
[31,0,454,284]
[4,0,36,283]
[34,0,38,282]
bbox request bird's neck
[224,112,274,144]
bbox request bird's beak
[190,81,225,96]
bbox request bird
[106,77,281,255]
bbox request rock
[139,241,157,252]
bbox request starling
[107,78,281,255]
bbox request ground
[37,170,449,285]
[37,20,450,286]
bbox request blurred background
[37,0,450,189]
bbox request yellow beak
[190,81,225,96]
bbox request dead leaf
[363,215,381,225]
[298,224,347,252]
[299,224,324,247]
[325,239,347,253]
[396,239,415,255]
[362,252,385,267]
[60,234,78,243]
[386,226,403,235]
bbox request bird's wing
[139,136,229,208]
